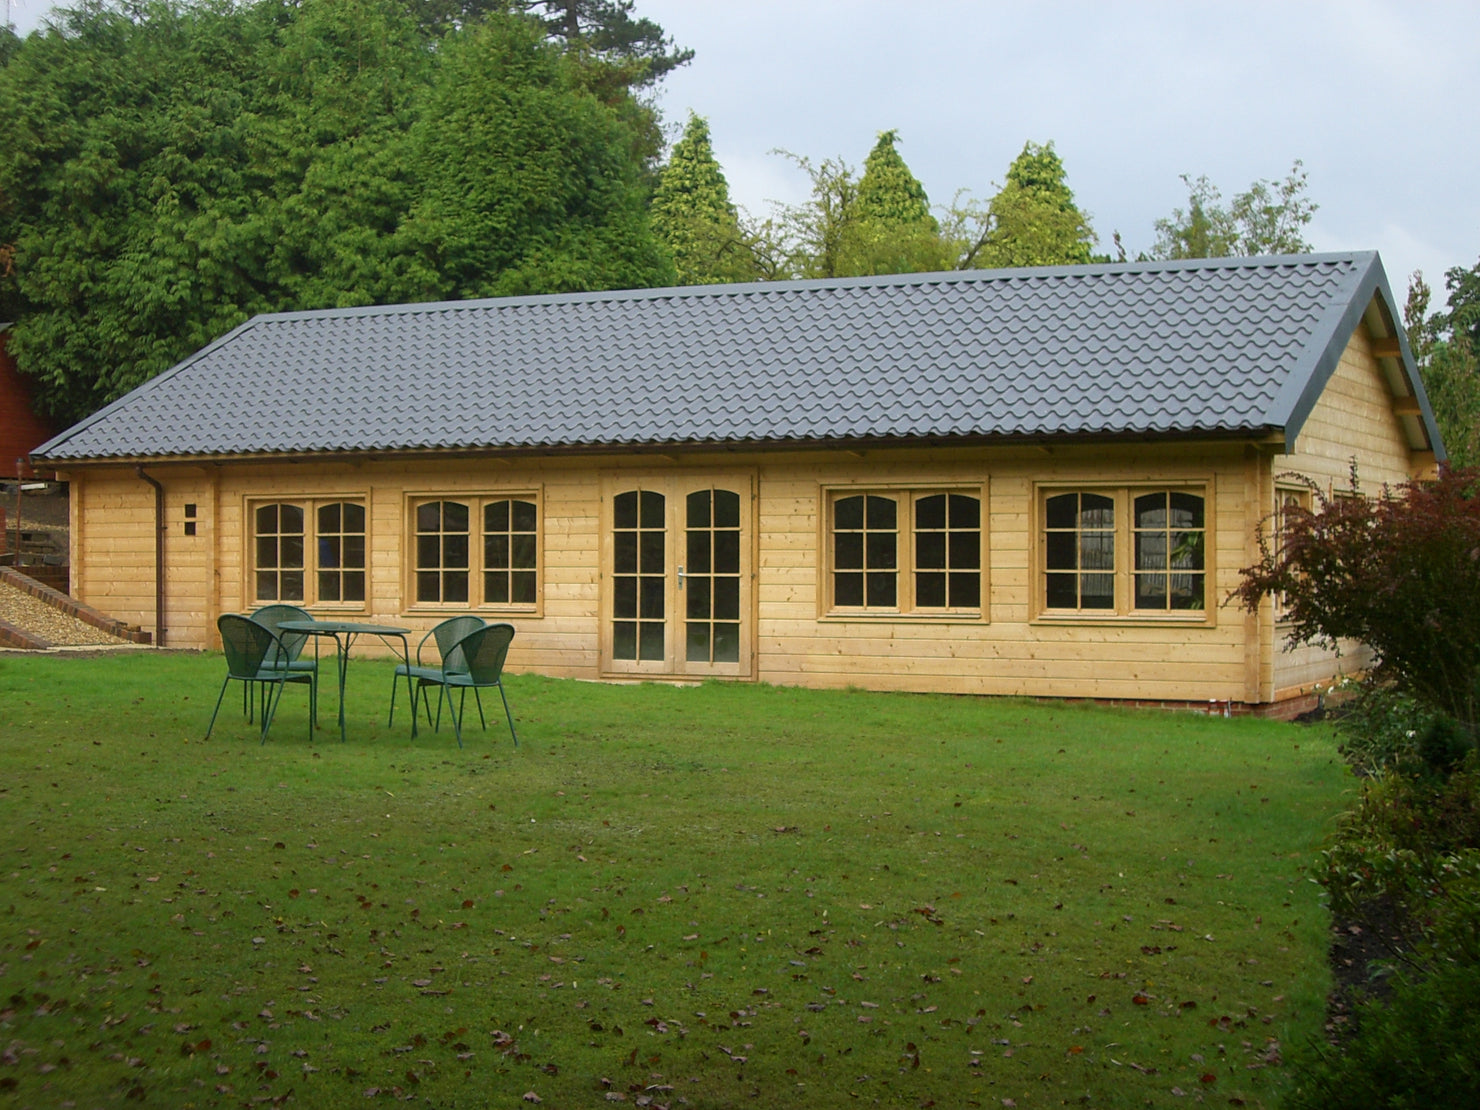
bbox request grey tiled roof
[33,252,1439,462]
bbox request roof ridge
[243,252,1375,327]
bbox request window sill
[1032,611,1214,628]
[819,610,987,624]
[401,604,540,618]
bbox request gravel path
[0,580,135,647]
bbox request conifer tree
[651,113,754,285]
[969,141,1096,269]
[842,130,947,275]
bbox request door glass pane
[712,622,740,663]
[686,490,710,528]
[686,622,710,663]
[683,487,743,669]
[687,530,711,573]
[714,577,739,621]
[614,621,637,660]
[686,577,711,620]
[613,489,665,665]
[639,622,664,661]
[713,530,739,574]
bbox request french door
[603,473,754,678]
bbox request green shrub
[1333,678,1436,775]
[1285,962,1480,1109]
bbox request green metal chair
[407,622,518,748]
[207,614,315,744]
[389,615,485,730]
[249,603,319,725]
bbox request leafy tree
[395,14,672,300]
[1406,272,1480,468]
[650,112,755,285]
[1152,160,1316,259]
[520,0,692,87]
[1235,467,1480,732]
[768,151,860,280]
[0,0,678,424]
[841,129,948,275]
[1445,257,1480,354]
[965,141,1096,269]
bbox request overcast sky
[8,0,1479,312]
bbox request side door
[601,472,755,679]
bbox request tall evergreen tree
[650,112,753,285]
[1408,271,1480,468]
[842,130,947,275]
[969,141,1096,269]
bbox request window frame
[818,482,988,622]
[1273,482,1313,622]
[403,488,544,617]
[244,494,370,612]
[1032,480,1215,625]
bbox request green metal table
[280,620,414,742]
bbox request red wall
[0,328,55,479]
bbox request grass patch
[0,653,1349,1107]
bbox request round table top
[278,619,411,637]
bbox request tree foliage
[843,129,947,275]
[1151,160,1316,259]
[1406,272,1480,468]
[1234,468,1480,731]
[0,0,677,423]
[963,141,1096,269]
[650,112,755,285]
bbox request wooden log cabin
[31,253,1443,714]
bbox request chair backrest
[251,603,313,665]
[450,622,515,684]
[427,615,485,672]
[219,614,279,678]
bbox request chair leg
[445,684,463,749]
[206,677,232,740]
[498,682,518,747]
[388,673,400,727]
[472,687,487,730]
[260,679,284,745]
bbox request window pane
[866,495,896,530]
[281,504,304,532]
[714,577,740,621]
[614,576,637,619]
[417,502,441,532]
[256,504,278,533]
[1135,531,1167,571]
[282,534,304,568]
[713,490,740,529]
[1082,573,1115,608]
[1045,494,1078,529]
[686,577,711,620]
[319,571,341,602]
[835,532,863,570]
[344,535,365,567]
[257,536,277,569]
[713,530,740,575]
[614,491,638,530]
[949,572,980,609]
[614,621,637,660]
[686,622,710,663]
[835,495,865,530]
[948,494,980,529]
[511,534,536,568]
[1045,572,1076,608]
[1082,532,1114,571]
[1170,573,1205,610]
[640,576,664,619]
[687,530,711,573]
[318,502,341,532]
[866,571,897,608]
[417,571,440,602]
[1170,492,1204,529]
[639,490,664,528]
[1135,492,1167,529]
[686,490,710,528]
[443,501,469,532]
[486,572,510,604]
[1170,531,1204,570]
[915,494,945,530]
[512,571,536,604]
[281,572,304,601]
[256,570,277,601]
[614,532,637,574]
[343,503,365,532]
[638,622,664,661]
[1082,494,1114,527]
[343,571,365,603]
[639,531,664,574]
[1045,531,1076,570]
[485,499,510,532]
[512,499,537,532]
[915,571,946,608]
[1135,573,1167,610]
[949,531,980,570]
[486,534,510,568]
[916,531,946,570]
[712,622,740,663]
[444,534,469,568]
[417,534,440,568]
[443,571,469,604]
[835,572,863,607]
[865,532,896,570]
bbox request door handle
[677,564,685,590]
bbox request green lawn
[0,652,1351,1108]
